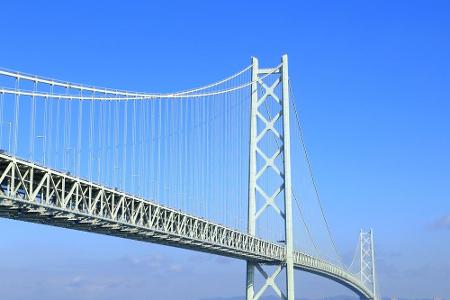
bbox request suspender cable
[47,90,53,167]
[97,96,102,182]
[132,98,137,194]
[178,98,182,209]
[13,78,20,155]
[43,94,48,165]
[29,81,37,161]
[141,99,145,197]
[63,88,68,171]
[122,98,128,191]
[156,97,160,201]
[0,92,3,150]
[77,90,83,177]
[89,94,94,181]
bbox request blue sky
[0,1,449,299]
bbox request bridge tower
[246,54,295,300]
[360,229,377,300]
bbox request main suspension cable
[261,90,320,257]
[289,79,345,266]
[348,235,361,273]
[0,64,279,100]
[292,192,321,256]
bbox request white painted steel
[281,54,295,300]
[360,230,377,300]
[246,56,259,300]
[0,56,377,300]
[0,153,374,299]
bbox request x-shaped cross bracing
[256,147,283,179]
[257,77,281,106]
[253,264,287,300]
[256,110,282,142]
[360,232,375,293]
[255,184,284,219]
[254,76,285,221]
[251,75,287,299]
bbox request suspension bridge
[0,55,378,300]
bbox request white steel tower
[246,54,295,300]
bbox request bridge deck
[0,153,373,299]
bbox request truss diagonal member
[255,185,284,219]
[253,264,286,300]
[255,147,283,179]
[0,162,13,195]
[256,111,282,142]
[256,78,281,106]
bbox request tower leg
[281,54,295,300]
[246,262,255,299]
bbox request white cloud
[431,214,450,230]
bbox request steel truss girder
[0,153,284,263]
[0,153,373,299]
